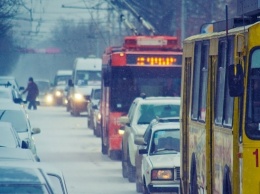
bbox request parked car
[0,147,36,161]
[0,121,28,149]
[137,117,180,193]
[0,162,68,194]
[0,86,24,104]
[0,76,24,92]
[34,79,52,106]
[0,101,41,161]
[119,96,180,190]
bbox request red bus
[100,35,182,159]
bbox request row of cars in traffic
[0,76,69,194]
[86,90,181,193]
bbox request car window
[93,90,101,99]
[47,174,66,194]
[150,129,180,154]
[0,110,28,132]
[136,104,180,125]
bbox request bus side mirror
[228,64,244,97]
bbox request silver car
[0,102,41,161]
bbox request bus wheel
[190,153,198,194]
[222,165,232,194]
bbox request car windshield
[0,184,50,194]
[75,71,101,86]
[150,129,180,155]
[136,104,180,125]
[93,90,101,100]
[0,110,28,132]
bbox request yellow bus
[180,19,260,194]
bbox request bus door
[181,56,192,194]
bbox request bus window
[246,48,260,139]
[215,39,234,127]
[191,43,202,120]
[191,41,209,122]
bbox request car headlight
[55,90,62,97]
[97,113,101,121]
[45,94,53,103]
[151,169,173,180]
[74,93,84,100]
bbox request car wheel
[127,158,136,182]
[143,179,149,194]
[122,151,128,178]
[96,124,101,137]
[136,180,143,193]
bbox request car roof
[0,163,50,184]
[0,101,24,110]
[149,117,180,132]
[0,147,35,161]
[133,96,180,104]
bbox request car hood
[74,86,98,96]
[148,153,180,168]
[133,124,149,136]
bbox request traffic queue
[0,76,69,194]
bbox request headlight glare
[151,169,173,180]
[46,94,53,103]
[74,93,83,100]
[55,90,62,97]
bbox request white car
[139,117,180,194]
[120,96,180,192]
[0,101,41,161]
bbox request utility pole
[181,0,186,48]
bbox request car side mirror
[19,86,25,91]
[32,128,41,135]
[92,105,98,109]
[14,98,23,104]
[139,148,148,155]
[134,136,146,145]
[21,140,29,149]
[228,63,244,97]
[119,116,130,125]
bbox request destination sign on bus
[126,54,182,66]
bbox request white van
[68,56,102,116]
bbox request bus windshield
[110,66,181,112]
